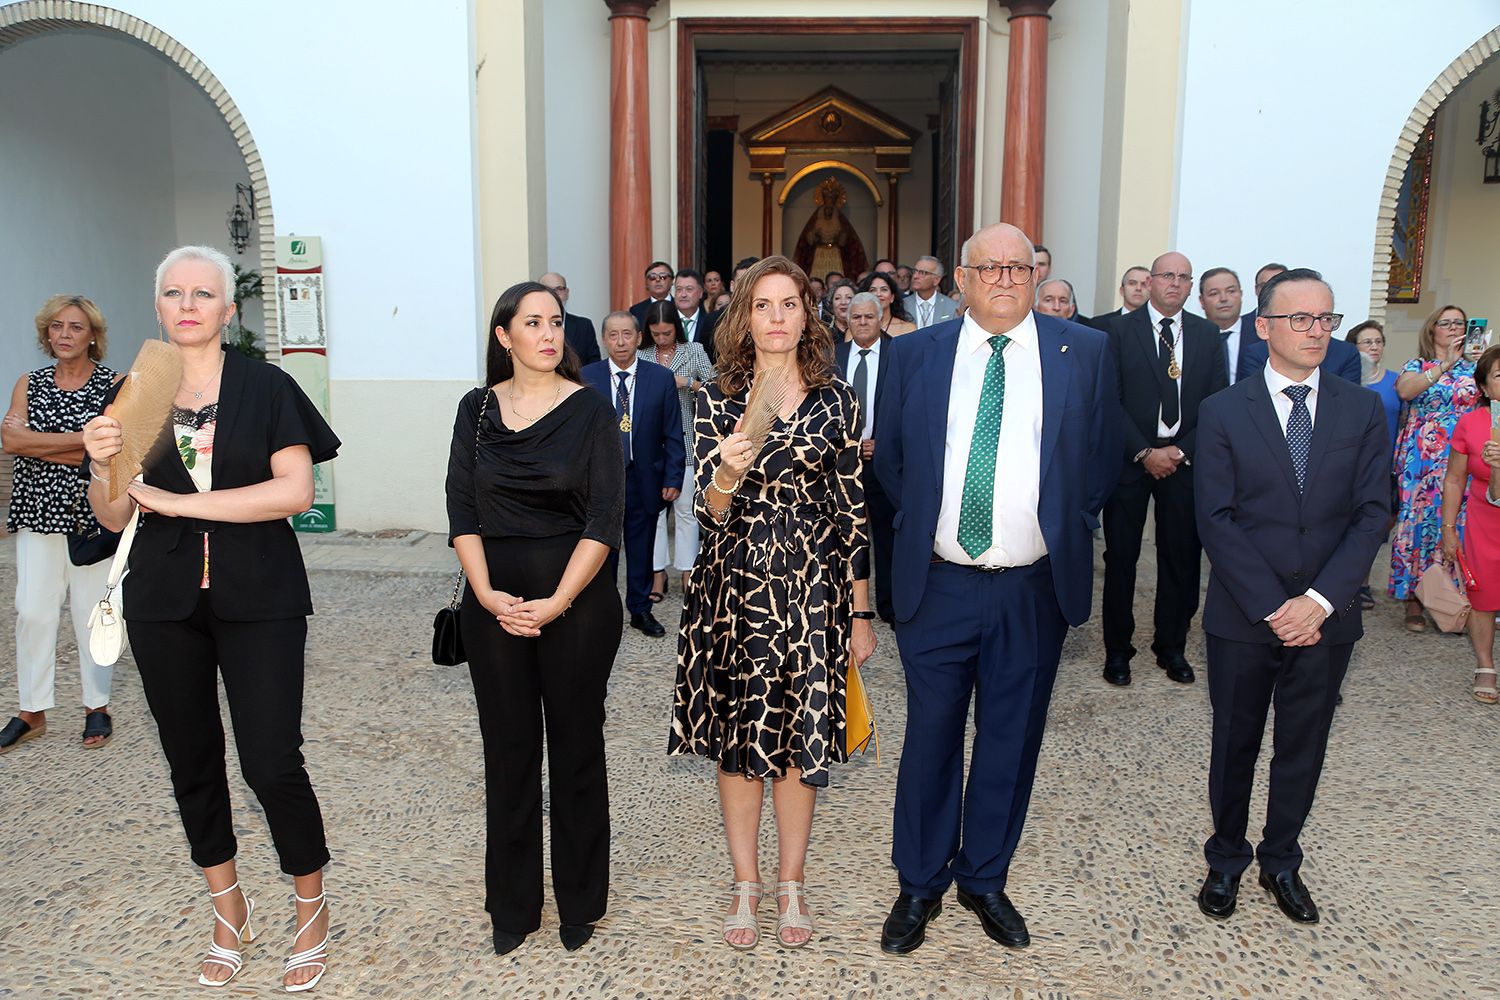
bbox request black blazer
[563,313,600,367]
[834,333,891,437]
[106,348,340,622]
[682,308,718,364]
[1195,372,1389,645]
[629,296,671,331]
[1108,307,1228,481]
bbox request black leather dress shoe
[1197,869,1241,919]
[955,888,1029,948]
[629,611,666,637]
[1260,869,1319,924]
[880,893,942,954]
[559,923,594,951]
[492,928,527,955]
[1102,656,1132,686]
[1157,652,1196,684]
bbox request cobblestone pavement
[0,531,1495,999]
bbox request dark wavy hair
[859,271,911,323]
[642,299,686,347]
[484,281,580,386]
[1477,344,1500,401]
[713,255,835,396]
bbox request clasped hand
[1143,447,1182,479]
[477,587,566,638]
[1267,595,1326,647]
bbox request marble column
[999,0,1055,242]
[606,0,657,308]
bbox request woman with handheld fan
[444,282,624,957]
[81,246,340,992]
[670,255,876,950]
[0,295,118,754]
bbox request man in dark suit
[1192,268,1388,925]
[1101,251,1229,687]
[835,292,894,621]
[1239,261,1287,329]
[1199,267,1254,385]
[1238,326,1362,384]
[540,271,600,366]
[1084,265,1150,334]
[582,312,685,638]
[670,268,717,363]
[629,261,675,329]
[875,224,1121,954]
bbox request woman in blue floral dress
[1389,305,1478,630]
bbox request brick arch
[0,1,279,356]
[1369,28,1500,326]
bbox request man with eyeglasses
[1238,289,1362,384]
[894,264,914,294]
[629,260,675,330]
[1101,251,1228,688]
[540,272,601,366]
[1192,267,1388,927]
[875,223,1120,956]
[904,256,959,329]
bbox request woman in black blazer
[83,246,339,993]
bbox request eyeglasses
[646,271,673,281]
[1151,271,1193,284]
[962,262,1033,285]
[912,267,939,278]
[1434,318,1466,330]
[1355,338,1384,348]
[1261,312,1345,333]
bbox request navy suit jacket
[1237,333,1361,384]
[1195,371,1389,645]
[874,314,1122,626]
[564,313,600,367]
[581,358,685,513]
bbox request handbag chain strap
[448,386,489,605]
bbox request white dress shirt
[1260,363,1334,617]
[1146,301,1184,437]
[609,356,638,461]
[843,338,881,439]
[1221,325,1240,383]
[933,310,1047,568]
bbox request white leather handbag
[87,506,139,666]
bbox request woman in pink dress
[1441,345,1500,703]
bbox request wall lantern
[1477,90,1500,184]
[227,183,257,253]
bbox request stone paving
[0,530,1496,999]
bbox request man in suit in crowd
[905,256,960,329]
[836,292,896,622]
[728,256,758,294]
[895,264,913,294]
[1193,268,1388,925]
[1239,261,1286,328]
[540,271,601,366]
[825,269,844,287]
[875,223,1120,954]
[671,268,718,363]
[629,261,675,329]
[1238,314,1362,384]
[1199,267,1254,384]
[1031,244,1051,286]
[583,312,685,638]
[1085,265,1150,334]
[1035,277,1078,321]
[1101,251,1229,687]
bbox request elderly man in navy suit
[1193,269,1388,926]
[583,312,684,637]
[875,223,1121,954]
[835,291,895,621]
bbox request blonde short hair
[34,294,107,361]
[154,245,235,301]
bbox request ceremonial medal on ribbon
[619,414,632,433]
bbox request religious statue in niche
[1388,116,1435,303]
[793,177,868,282]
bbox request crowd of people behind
[0,228,1491,990]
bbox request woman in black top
[83,246,339,992]
[445,281,624,956]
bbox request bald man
[539,272,600,366]
[876,223,1121,955]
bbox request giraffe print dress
[669,378,870,788]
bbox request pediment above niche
[741,86,920,173]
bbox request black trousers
[864,471,896,621]
[608,477,659,616]
[1102,467,1201,659]
[1204,636,1351,876]
[127,593,328,876]
[462,535,622,934]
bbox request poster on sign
[276,236,337,532]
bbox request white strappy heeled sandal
[283,891,329,993]
[775,880,814,948]
[198,881,256,988]
[722,880,762,950]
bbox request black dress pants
[608,476,658,616]
[127,593,329,876]
[863,470,896,622]
[462,534,622,934]
[1102,467,1201,659]
[1204,636,1351,876]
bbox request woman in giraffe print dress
[670,255,876,950]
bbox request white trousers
[13,529,115,712]
[653,461,699,573]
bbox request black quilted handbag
[432,571,466,665]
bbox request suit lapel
[1244,377,1300,498]
[208,347,241,488]
[1132,312,1172,400]
[1037,317,1069,483]
[924,325,960,481]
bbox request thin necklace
[508,379,564,423]
[183,359,224,402]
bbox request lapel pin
[1060,345,1069,353]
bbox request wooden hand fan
[738,364,793,463]
[107,340,182,500]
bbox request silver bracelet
[88,462,111,483]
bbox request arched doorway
[0,2,277,368]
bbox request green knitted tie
[958,334,1010,558]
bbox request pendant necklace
[509,380,564,423]
[184,360,224,402]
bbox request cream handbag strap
[103,502,140,590]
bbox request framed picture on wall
[1388,116,1436,304]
